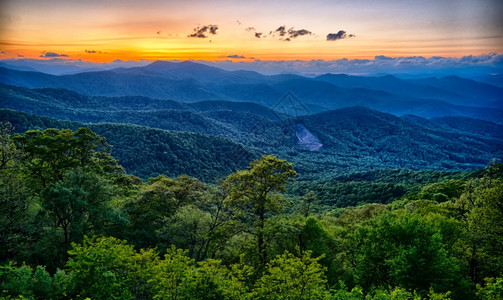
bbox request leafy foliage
[223,155,297,267]
[1,126,503,299]
[254,251,330,299]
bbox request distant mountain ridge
[1,60,502,122]
[3,83,501,144]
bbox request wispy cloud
[245,26,264,38]
[327,30,355,41]
[188,24,218,38]
[85,49,102,54]
[244,24,312,41]
[226,54,246,59]
[289,29,312,38]
[40,52,68,58]
[273,26,312,41]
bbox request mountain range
[1,61,502,123]
[1,77,501,181]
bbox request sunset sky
[1,0,502,64]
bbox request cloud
[85,49,102,54]
[188,24,218,38]
[227,54,245,59]
[288,29,312,38]
[275,26,287,37]
[201,53,503,77]
[40,52,68,58]
[374,55,393,60]
[327,30,355,41]
[274,26,313,41]
[245,26,264,38]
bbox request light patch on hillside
[295,123,322,151]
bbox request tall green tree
[299,190,318,218]
[10,128,127,269]
[12,127,123,190]
[126,174,206,250]
[39,168,115,244]
[223,155,296,268]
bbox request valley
[1,62,501,182]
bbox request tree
[467,179,503,281]
[13,127,123,191]
[349,212,463,296]
[126,174,206,250]
[66,236,158,299]
[476,277,503,300]
[0,262,68,299]
[0,122,18,170]
[39,168,116,244]
[0,122,34,263]
[416,179,466,202]
[223,155,297,267]
[148,246,195,300]
[179,259,250,300]
[10,128,127,269]
[299,190,318,218]
[253,251,330,300]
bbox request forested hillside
[1,83,502,180]
[1,124,502,299]
[0,110,258,181]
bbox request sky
[0,0,502,74]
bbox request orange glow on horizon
[1,0,502,67]
[2,46,499,64]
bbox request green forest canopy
[1,125,502,299]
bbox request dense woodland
[1,124,502,299]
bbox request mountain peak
[147,60,177,67]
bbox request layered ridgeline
[1,61,502,123]
[1,82,502,180]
